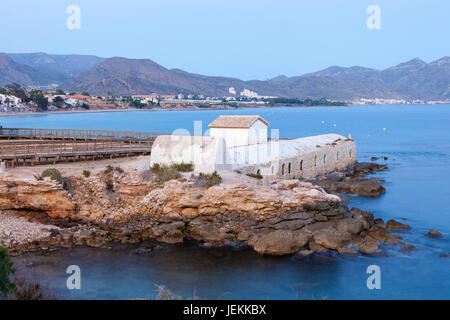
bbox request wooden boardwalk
[0,127,162,167]
[0,127,161,142]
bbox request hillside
[0,53,61,86]
[60,56,450,100]
[1,51,448,100]
[8,52,105,82]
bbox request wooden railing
[0,127,162,142]
[0,139,152,159]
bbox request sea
[1,104,449,300]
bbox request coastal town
[1,82,449,114]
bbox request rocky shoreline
[308,162,387,197]
[0,162,423,257]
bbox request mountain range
[1,52,448,100]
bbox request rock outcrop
[0,177,75,219]
[309,162,387,197]
[0,169,402,256]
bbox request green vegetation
[53,96,65,108]
[0,247,55,300]
[36,168,71,191]
[40,168,63,184]
[246,172,263,179]
[4,83,28,101]
[170,162,194,172]
[54,89,66,95]
[82,170,91,178]
[265,97,347,106]
[0,247,16,297]
[129,99,150,109]
[104,165,114,174]
[150,163,182,183]
[81,91,90,96]
[105,180,114,192]
[29,89,49,110]
[193,171,222,188]
[81,103,90,110]
[115,166,124,174]
[104,165,124,175]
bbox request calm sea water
[2,105,450,300]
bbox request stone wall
[237,138,356,179]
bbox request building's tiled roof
[209,115,269,129]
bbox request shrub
[41,168,63,185]
[194,171,222,188]
[105,180,114,192]
[0,247,16,297]
[104,165,114,174]
[82,170,91,178]
[170,162,194,172]
[156,167,181,183]
[39,168,71,191]
[150,163,161,173]
[246,172,263,179]
[13,277,56,300]
[150,163,181,183]
[115,166,124,174]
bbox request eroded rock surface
[309,162,387,197]
[0,170,401,256]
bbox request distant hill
[0,53,61,86]
[61,56,449,100]
[1,51,448,100]
[60,57,250,97]
[7,52,105,84]
[303,57,450,100]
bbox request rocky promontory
[309,162,388,197]
[0,164,404,256]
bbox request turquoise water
[3,105,450,300]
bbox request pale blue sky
[1,0,448,80]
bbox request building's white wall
[150,135,232,174]
[248,120,268,145]
[210,120,268,148]
[210,128,249,148]
[151,132,356,179]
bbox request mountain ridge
[1,52,448,100]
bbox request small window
[337,151,339,160]
[300,160,303,171]
[324,155,327,164]
[350,149,352,158]
[282,164,285,175]
[257,169,261,175]
[314,156,317,167]
[288,163,291,174]
[271,166,274,174]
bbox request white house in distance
[150,115,356,179]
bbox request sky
[0,0,448,80]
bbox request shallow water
[3,105,450,299]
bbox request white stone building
[0,94,21,106]
[150,115,356,179]
[209,115,269,148]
